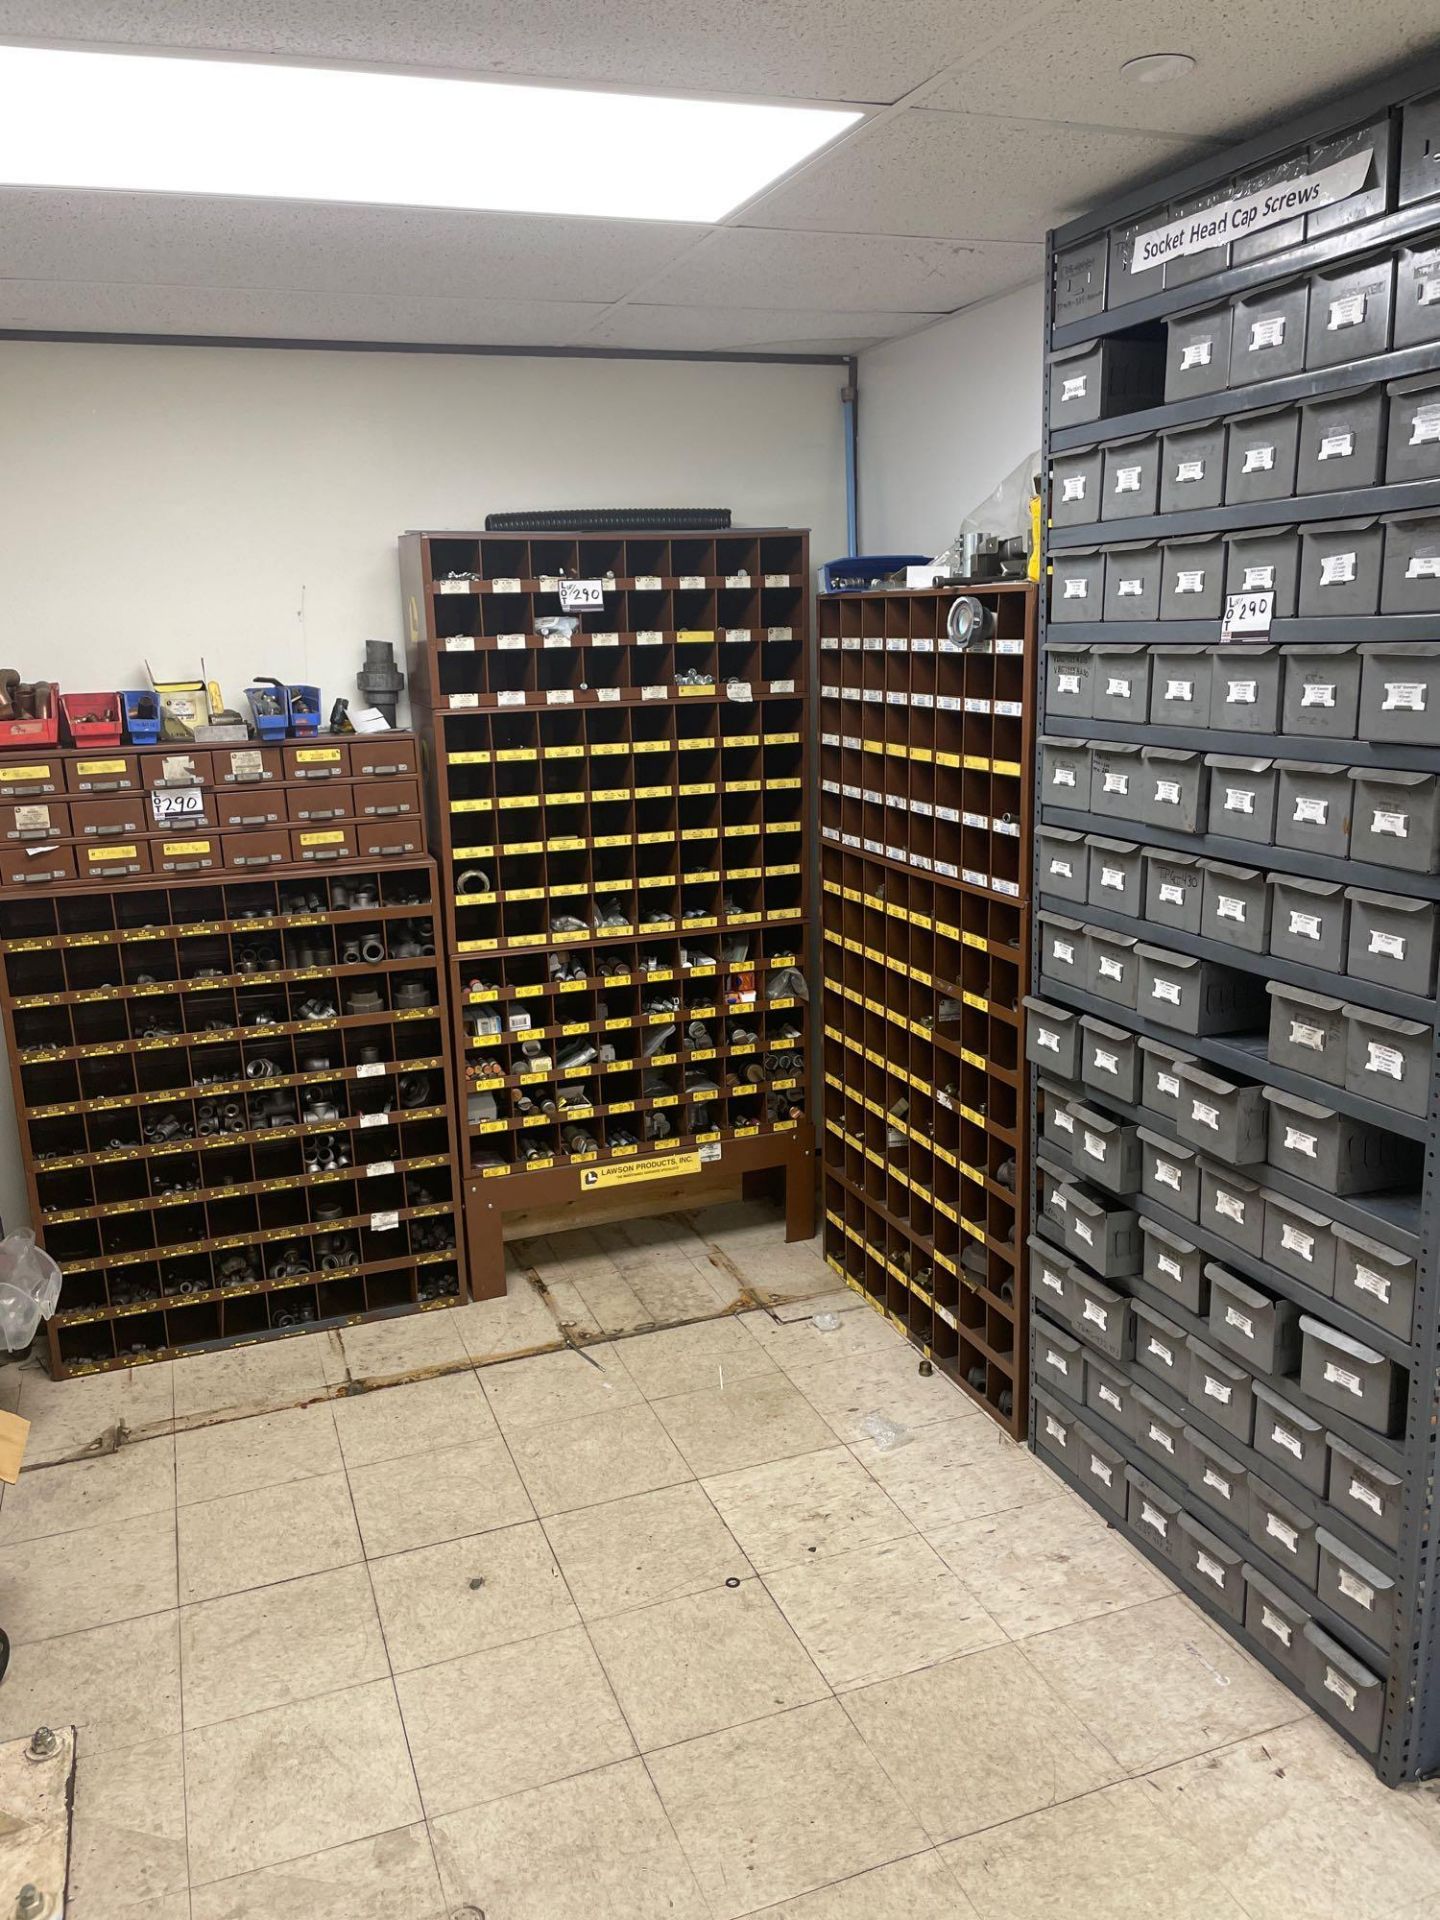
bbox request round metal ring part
[946,594,996,647]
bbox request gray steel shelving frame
[1032,60,1440,1784]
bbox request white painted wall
[0,340,849,1233]
[857,279,1045,558]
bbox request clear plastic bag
[931,450,1041,576]
[859,1410,913,1451]
[0,1232,62,1351]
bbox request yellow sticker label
[581,1149,701,1191]
[163,839,212,856]
[76,758,128,775]
[300,830,346,846]
[295,747,342,764]
[0,764,49,782]
[88,843,139,861]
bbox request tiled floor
[7,1202,1440,1917]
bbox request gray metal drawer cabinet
[1091,643,1151,719]
[1296,386,1386,492]
[1253,1382,1328,1496]
[1090,743,1144,821]
[1160,534,1226,620]
[1344,1004,1433,1117]
[1075,1419,1128,1520]
[1049,447,1104,527]
[1244,1564,1310,1681]
[1297,517,1383,618]
[1381,511,1440,614]
[1224,403,1299,502]
[1305,256,1395,372]
[1262,1087,1412,1198]
[1138,944,1263,1036]
[1041,736,1092,810]
[1186,1333,1256,1444]
[1186,1425,1250,1532]
[1280,646,1360,739]
[1025,995,1081,1078]
[1327,1432,1403,1553]
[1224,530,1300,620]
[1087,1354,1137,1437]
[1261,1191,1337,1295]
[1348,769,1440,876]
[1165,300,1233,401]
[1143,1218,1209,1316]
[1299,1316,1406,1437]
[1160,419,1226,513]
[1268,874,1348,972]
[1081,1014,1143,1103]
[1333,1223,1417,1346]
[1394,239,1440,348]
[1037,826,1089,904]
[1102,542,1163,621]
[1035,1322,1085,1401]
[1134,1298,1191,1398]
[1316,1527,1396,1649]
[1200,1165,1267,1259]
[1144,852,1205,934]
[1176,1061,1268,1164]
[1357,642,1440,744]
[1209,643,1283,732]
[1384,372,1440,483]
[1139,1127,1201,1221]
[1029,1232,1080,1326]
[1039,910,1087,992]
[1045,644,1094,719]
[1138,1036,1197,1123]
[1102,433,1161,520]
[1087,926,1140,1008]
[1231,277,1309,385]
[1274,762,1352,859]
[1066,1191,1143,1284]
[1208,1262,1302,1375]
[1050,546,1105,622]
[1086,836,1143,916]
[1200,858,1271,954]
[1178,1511,1246,1623]
[1035,1387,1080,1470]
[1206,758,1277,846]
[1303,1624,1384,1753]
[1148,648,1213,729]
[1142,748,1209,834]
[1125,1464,1181,1566]
[1267,981,1347,1087]
[1069,1102,1142,1194]
[1134,1384,1187,1476]
[1249,1477,1320,1586]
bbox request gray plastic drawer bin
[1186,1428,1249,1530]
[1333,1223,1417,1346]
[1039,910,1087,992]
[1262,1191,1337,1296]
[1209,1263,1302,1375]
[1225,528,1300,619]
[1280,646,1361,739]
[1303,1624,1383,1753]
[1066,1192,1142,1285]
[1034,1387,1079,1469]
[1317,1527,1395,1649]
[1087,926,1139,1009]
[1385,372,1440,482]
[1101,542,1162,622]
[1101,433,1160,520]
[1263,1087,1411,1199]
[1139,944,1263,1037]
[1187,1334,1256,1444]
[1253,1383,1328,1497]
[1071,1269,1135,1357]
[1209,644,1283,733]
[1139,1128,1201,1221]
[1308,117,1395,238]
[1177,1061,1268,1165]
[1358,642,1440,744]
[1298,517,1383,617]
[1402,94,1440,202]
[1250,1477,1319,1586]
[1139,1036,1197,1123]
[1200,1166,1266,1260]
[1299,1316,1406,1436]
[1346,887,1439,996]
[1040,1077,1081,1154]
[1160,418,1226,513]
[1090,643,1151,720]
[1206,757,1277,846]
[1049,447,1103,527]
[1134,1299,1190,1399]
[1160,534,1225,620]
[1050,336,1165,421]
[1029,1232,1079,1326]
[1045,644,1094,719]
[1274,762,1353,859]
[1081,1015,1142,1103]
[1038,1163,1073,1231]
[1328,1432,1402,1553]
[1037,826,1089,904]
[1178,1512,1245,1622]
[1143,1218,1209,1316]
[1050,546,1105,622]
[1267,981,1347,1087]
[1297,385,1386,492]
[1090,743,1143,822]
[1348,769,1440,875]
[1053,236,1108,326]
[1086,836,1143,917]
[1070,1102,1142,1194]
[1148,648,1212,729]
[1125,1464,1180,1566]
[1345,1004,1433,1117]
[1142,748,1208,835]
[1231,277,1309,384]
[1306,256,1395,371]
[1075,1420,1128,1520]
[1086,1355,1136,1438]
[1268,875,1348,973]
[1144,852,1204,934]
[1165,300,1233,401]
[1106,223,1165,308]
[1035,1323,1085,1402]
[1025,996,1081,1078]
[1041,736,1091,811]
[1224,403,1299,502]
[1395,239,1440,346]
[1165,186,1233,287]
[1383,511,1440,616]
[1200,858,1271,955]
[1244,1565,1309,1680]
[1134,1384,1187,1475]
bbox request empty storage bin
[1382,512,1440,613]
[1091,744,1144,821]
[1250,1477,1320,1586]
[1035,1323,1085,1400]
[1346,887,1439,995]
[1349,769,1440,875]
[1076,1420,1128,1520]
[1071,1103,1142,1193]
[1165,301,1233,401]
[1244,1565,1310,1681]
[1050,447,1104,527]
[1050,337,1165,424]
[1038,826,1089,903]
[1030,1233,1080,1325]
[1160,535,1226,620]
[1066,1191,1143,1284]
[1087,1355,1137,1437]
[1139,1036,1197,1122]
[1081,1014,1143,1103]
[1144,852,1205,934]
[1187,1334,1256,1444]
[1126,1464,1181,1565]
[1209,644,1283,733]
[1053,236,1107,326]
[1139,1128,1201,1221]
[1091,643,1151,719]
[1200,859,1271,954]
[1143,748,1209,834]
[1317,1527,1396,1648]
[1262,1191,1337,1294]
[1134,1385,1187,1475]
[1274,763,1353,859]
[1050,547,1105,621]
[1088,926,1140,1008]
[1149,649,1212,728]
[1208,1264,1302,1375]
[1200,1166,1267,1259]
[1300,1316,1406,1436]
[1333,1224,1417,1346]
[1280,647,1361,739]
[1328,1432,1403,1552]
[1263,1087,1412,1198]
[1267,981,1347,1087]
[1178,1512,1246,1622]
[1385,372,1440,481]
[1139,945,1263,1036]
[1225,403,1300,502]
[1358,643,1440,745]
[1345,1004,1433,1117]
[1102,434,1160,519]
[1253,1383,1328,1496]
[1394,239,1440,347]
[1101,542,1163,621]
[1187,1426,1249,1530]
[1177,1061,1268,1164]
[1206,758,1278,846]
[1231,278,1309,384]
[1306,256,1395,371]
[1135,1299,1191,1398]
[1304,1625,1385,1753]
[1039,911,1087,991]
[1298,518,1383,617]
[1046,644,1095,719]
[1143,1218,1209,1316]
[1034,1388,1079,1469]
[1297,387,1387,492]
[1025,996,1081,1078]
[1269,875,1349,972]
[1087,836,1143,916]
[1225,529,1300,620]
[1160,419,1226,512]
[1041,737,1091,810]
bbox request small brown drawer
[284,741,349,780]
[70,793,149,838]
[215,785,285,829]
[66,752,140,795]
[153,834,220,875]
[77,838,151,881]
[213,744,283,785]
[0,842,77,886]
[144,748,213,790]
[291,824,357,863]
[351,734,417,779]
[223,827,290,870]
[355,817,424,860]
[353,777,422,820]
[0,758,61,798]
[289,780,354,824]
[0,798,70,842]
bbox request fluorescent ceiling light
[0,44,861,221]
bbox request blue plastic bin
[121,690,162,745]
[820,553,929,593]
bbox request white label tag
[1196,1550,1226,1588]
[1284,1125,1318,1158]
[445,635,476,651]
[1220,590,1274,639]
[1147,1336,1174,1368]
[1101,865,1125,891]
[1353,1269,1393,1314]
[369,1209,400,1232]
[1115,465,1142,494]
[355,1061,385,1080]
[1061,474,1087,502]
[1050,856,1074,880]
[1204,1376,1233,1405]
[1281,1222,1315,1261]
[1261,1604,1293,1648]
[1061,375,1088,402]
[1293,796,1328,825]
[1157,1071,1180,1098]
[1098,955,1124,981]
[1328,291,1366,329]
[1053,939,1075,966]
[1154,1159,1182,1191]
[1271,1422,1304,1459]
[1040,1266,1065,1296]
[1175,459,1206,483]
[1164,679,1193,703]
[1192,1099,1220,1129]
[1158,884,1184,907]
[365,1159,396,1179]
[1318,429,1355,460]
[1225,1304,1254,1337]
[1175,569,1205,595]
[1055,1110,1076,1135]
[1099,1385,1123,1412]
[1075,1221,1095,1247]
[1103,772,1129,794]
[1288,912,1321,941]
[496,690,525,706]
[496,633,526,649]
[1158,1254,1182,1282]
[1324,1669,1359,1711]
[1216,896,1246,923]
[1224,787,1255,814]
[1240,567,1274,593]
[1045,1348,1070,1376]
[1336,1565,1375,1609]
[1410,403,1440,445]
[1147,1421,1176,1454]
[1140,1500,1169,1538]
[1320,551,1357,585]
[1300,682,1335,707]
[1151,978,1181,1005]
[1083,1130,1107,1161]
[1117,577,1144,598]
[1215,1192,1246,1225]
[1290,1020,1326,1050]
[1155,778,1181,804]
[1044,1415,1068,1445]
[1324,1362,1364,1396]
[1082,1298,1108,1328]
[1266,1512,1299,1551]
[1052,766,1076,790]
[1180,338,1214,369]
[1250,315,1286,349]
[1242,444,1276,473]
[359,1110,389,1130]
[1105,676,1134,700]
[1366,1041,1405,1080]
[1089,1455,1114,1487]
[557,578,604,610]
[1203,1465,1233,1499]
[1372,808,1408,838]
[1349,1476,1384,1516]
[1383,680,1427,708]
[1057,671,1081,694]
[1037,1029,1060,1052]
[1063,577,1088,599]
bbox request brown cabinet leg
[783,1142,816,1243]
[463,1179,507,1301]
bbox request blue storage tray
[821,553,929,593]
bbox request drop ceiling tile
[580,304,932,352]
[639,228,1041,312]
[927,0,1440,138]
[747,107,1207,240]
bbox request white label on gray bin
[1291,1018,1326,1050]
[1061,474,1087,501]
[1242,443,1276,472]
[1372,808,1408,838]
[1147,1336,1174,1367]
[1105,676,1133,697]
[1175,571,1205,594]
[1281,1223,1315,1262]
[1217,896,1246,923]
[1349,1475,1384,1515]
[1158,1253,1183,1282]
[1089,1454,1114,1486]
[1328,291,1367,329]
[1261,1604,1294,1647]
[1353,1264,1393,1304]
[1115,465,1142,493]
[1045,1347,1070,1376]
[1117,577,1144,597]
[1224,787,1256,815]
[1062,377,1087,400]
[1272,1423,1304,1458]
[1301,681,1335,707]
[1040,1269,1064,1298]
[1366,1041,1405,1080]
[1083,1130,1107,1161]
[1216,1192,1246,1224]
[1101,865,1125,890]
[1098,955,1124,982]
[1094,1045,1120,1076]
[1054,1110,1076,1134]
[1383,680,1428,708]
[1407,557,1440,579]
[1293,797,1328,825]
[1284,1125,1319,1158]
[1148,1421,1176,1454]
[1044,1415,1068,1445]
[1163,680,1193,703]
[1250,316,1286,349]
[1154,1159,1182,1190]
[1049,856,1074,879]
[1141,1500,1169,1538]
[1325,1361,1364,1396]
[1410,402,1440,443]
[1175,459,1206,483]
[1075,1221,1095,1247]
[1204,1465,1233,1500]
[1205,1376,1233,1405]
[1192,1099,1221,1129]
[1062,577,1088,598]
[1180,338,1213,368]
[1240,568,1274,594]
[1053,765,1077,787]
[1155,779,1181,805]
[1081,1294,1106,1323]
[1099,1384,1123,1411]
[1225,1304,1255,1337]
[1288,912,1321,941]
[1103,771,1129,794]
[1152,978,1181,1004]
[1324,1668,1358,1712]
[1057,671,1081,693]
[1159,884,1185,906]
[1196,1550,1227,1588]
[1157,1071,1181,1097]
[1320,551,1357,585]
[1037,1029,1060,1052]
[1337,1565,1376,1610]
[1318,429,1355,460]
[1053,939,1075,965]
[1266,1512,1299,1551]
[1226,680,1259,706]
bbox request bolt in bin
[1231,277,1309,384]
[1303,1624,1384,1753]
[1148,647,1213,728]
[1327,1432,1403,1553]
[1075,1419,1128,1520]
[1143,1218,1209,1316]
[1144,852,1204,935]
[1394,239,1440,348]
[1346,886,1440,996]
[1348,768,1440,875]
[1261,1191,1337,1295]
[1300,1316,1406,1436]
[1200,858,1272,955]
[1297,386,1388,492]
[1087,1354,1137,1437]
[1125,1464,1180,1566]
[1050,447,1104,527]
[1344,1003,1433,1117]
[1066,1191,1143,1285]
[1187,1334,1256,1445]
[1177,1061,1269,1165]
[1035,1324,1085,1402]
[1134,1384,1187,1475]
[1317,1527,1396,1648]
[1030,1232,1080,1326]
[1266,981,1347,1087]
[1250,1476,1320,1586]
[1090,643,1151,720]
[1140,1127,1201,1221]
[1034,1388,1079,1470]
[1187,1427,1250,1531]
[1268,875,1349,973]
[1200,1166,1267,1260]
[1089,742,1143,821]
[1025,996,1081,1078]
[1333,1223,1417,1347]
[1142,747,1209,834]
[1071,1102,1142,1194]
[1225,403,1300,502]
[1160,534,1226,621]
[1160,418,1227,513]
[1244,1564,1310,1681]
[1177,1512,1246,1623]
[1139,1036,1198,1123]
[1041,736,1092,811]
[1053,235,1108,326]
[1039,910,1087,991]
[1298,517,1383,617]
[1358,642,1440,745]
[1280,646,1361,739]
[1385,372,1440,481]
[1049,336,1165,424]
[1139,944,1264,1037]
[1038,826,1090,904]
[1086,836,1143,917]
[1306,256,1395,372]
[1253,1383,1328,1497]
[1102,432,1161,520]
[1050,545,1105,621]
[1263,1087,1411,1198]
[1226,526,1302,619]
[1135,1298,1191,1398]
[1046,644,1095,719]
[1165,300,1234,401]
[1209,643,1283,733]
[1102,541,1163,621]
[1208,1263,1302,1374]
[1081,1014,1143,1103]
[1274,763,1353,859]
